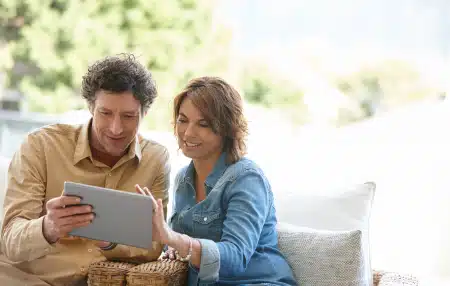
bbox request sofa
[0,156,419,285]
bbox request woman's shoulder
[174,165,190,183]
[224,157,267,182]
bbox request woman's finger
[135,184,158,211]
[157,199,164,214]
[135,184,145,195]
[143,187,152,196]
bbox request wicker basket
[126,260,188,286]
[87,261,136,286]
[377,271,419,286]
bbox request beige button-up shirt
[0,120,170,286]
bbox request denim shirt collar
[183,152,228,190]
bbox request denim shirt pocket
[192,210,223,242]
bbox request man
[0,54,170,286]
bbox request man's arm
[0,134,54,262]
[101,148,171,262]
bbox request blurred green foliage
[0,1,440,130]
[239,62,308,125]
[0,0,231,130]
[335,60,437,125]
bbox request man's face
[90,90,143,157]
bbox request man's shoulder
[138,135,169,160]
[25,123,82,147]
[29,123,82,139]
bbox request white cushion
[274,182,375,285]
[277,223,365,285]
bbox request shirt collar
[183,152,228,189]
[72,119,142,165]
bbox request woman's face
[175,97,223,161]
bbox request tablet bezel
[62,181,153,249]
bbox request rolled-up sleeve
[1,134,53,262]
[195,238,221,281]
[195,170,271,282]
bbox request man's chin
[105,147,127,157]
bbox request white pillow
[277,223,365,285]
[274,182,376,285]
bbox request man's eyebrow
[121,111,139,115]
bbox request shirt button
[80,267,85,272]
[88,249,92,253]
[108,173,112,176]
[203,217,208,222]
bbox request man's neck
[90,147,123,168]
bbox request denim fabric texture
[169,153,297,286]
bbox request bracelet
[177,235,192,262]
[100,242,117,251]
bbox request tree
[238,62,308,125]
[335,59,437,125]
[0,0,231,130]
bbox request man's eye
[177,118,187,123]
[199,122,209,128]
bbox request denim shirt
[169,153,297,286]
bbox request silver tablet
[62,181,153,249]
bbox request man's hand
[43,196,94,244]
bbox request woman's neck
[192,153,221,183]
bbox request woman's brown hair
[173,76,248,164]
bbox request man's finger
[59,213,94,227]
[60,220,91,235]
[58,205,93,218]
[47,196,81,210]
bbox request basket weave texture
[126,260,188,286]
[88,261,136,286]
[87,261,418,286]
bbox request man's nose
[109,116,123,135]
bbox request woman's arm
[164,169,272,282]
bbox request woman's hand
[159,246,178,261]
[135,184,174,246]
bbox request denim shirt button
[203,217,208,222]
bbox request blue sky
[219,0,449,60]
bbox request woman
[136,77,297,285]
